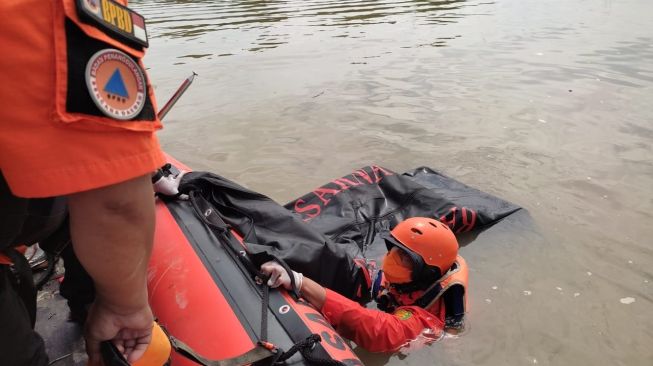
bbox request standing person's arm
[67,174,156,365]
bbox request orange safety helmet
[382,217,459,285]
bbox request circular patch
[85,49,146,120]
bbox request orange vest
[424,255,469,313]
[377,255,469,315]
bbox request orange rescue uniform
[321,256,469,353]
[0,0,164,198]
[322,289,445,353]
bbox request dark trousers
[59,244,96,321]
[0,246,95,366]
[0,172,91,365]
[0,264,49,366]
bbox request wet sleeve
[321,289,443,353]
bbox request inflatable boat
[147,156,363,366]
[145,155,522,366]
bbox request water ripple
[133,0,492,49]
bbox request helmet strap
[414,281,444,308]
[413,263,460,308]
[387,266,446,308]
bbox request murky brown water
[133,0,653,364]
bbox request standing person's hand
[84,302,154,365]
[67,175,157,365]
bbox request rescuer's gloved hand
[260,261,303,291]
[152,170,187,197]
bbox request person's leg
[0,172,29,247]
[60,243,96,324]
[0,265,49,366]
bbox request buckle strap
[169,336,277,366]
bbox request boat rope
[258,275,346,366]
[188,191,348,366]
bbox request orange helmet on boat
[382,217,459,284]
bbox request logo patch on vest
[394,309,413,321]
[77,0,148,47]
[85,49,146,120]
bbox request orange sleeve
[321,289,444,352]
[0,0,164,198]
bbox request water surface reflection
[133,0,653,365]
[134,0,490,54]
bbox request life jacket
[373,255,469,323]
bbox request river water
[132,0,653,365]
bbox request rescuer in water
[261,217,469,353]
